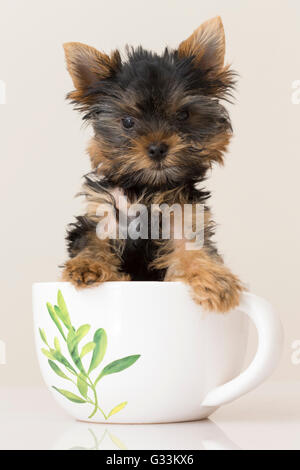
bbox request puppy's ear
[178,16,225,73]
[63,42,120,100]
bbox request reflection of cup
[53,420,240,450]
[33,282,283,423]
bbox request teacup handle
[201,292,284,407]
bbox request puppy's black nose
[148,142,169,161]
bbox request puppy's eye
[122,117,135,129]
[177,110,189,121]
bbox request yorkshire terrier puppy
[62,16,243,312]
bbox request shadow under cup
[32,281,282,424]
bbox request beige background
[0,0,299,385]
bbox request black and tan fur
[62,16,243,312]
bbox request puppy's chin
[130,165,191,189]
[142,167,173,186]
[132,161,181,188]
[110,167,176,190]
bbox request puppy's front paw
[190,270,243,313]
[62,257,130,288]
[62,258,109,288]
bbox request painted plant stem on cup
[39,290,141,420]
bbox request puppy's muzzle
[147,142,169,161]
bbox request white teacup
[33,282,283,423]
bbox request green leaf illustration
[66,327,76,352]
[41,348,55,360]
[65,329,85,375]
[57,290,72,329]
[80,342,96,359]
[76,324,91,341]
[51,349,77,374]
[70,325,91,354]
[67,325,90,355]
[54,337,61,352]
[42,290,141,421]
[48,360,71,381]
[88,328,107,374]
[52,387,87,403]
[77,373,88,398]
[39,328,49,347]
[95,355,141,385]
[107,401,127,418]
[46,302,66,340]
[54,305,71,331]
